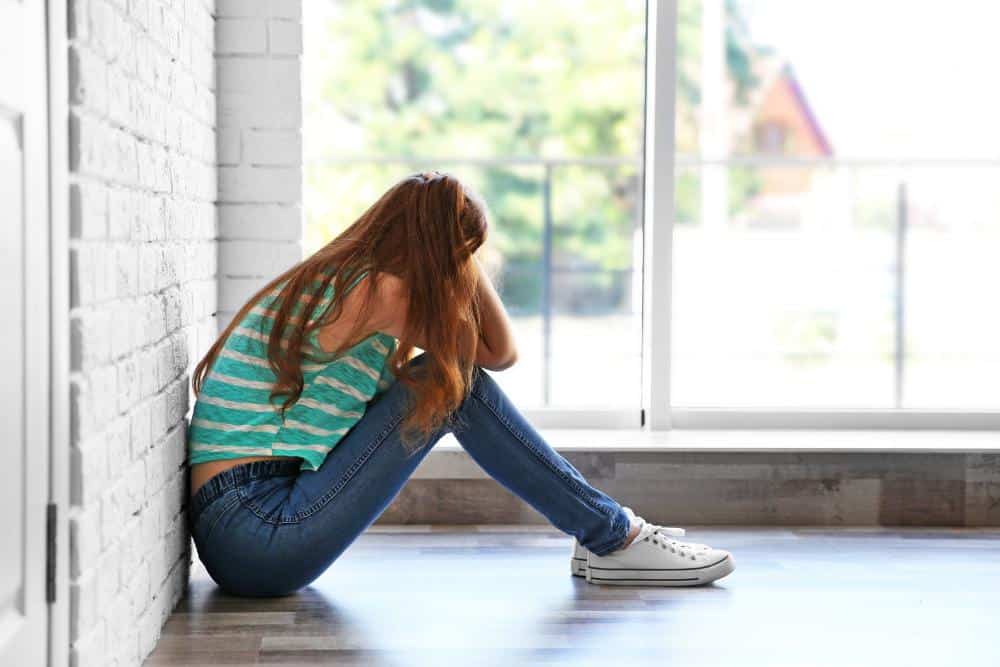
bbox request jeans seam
[200,494,243,541]
[286,409,408,522]
[468,382,617,525]
[237,486,297,525]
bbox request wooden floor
[147,526,1000,666]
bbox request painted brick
[63,0,307,660]
[70,569,100,641]
[219,239,300,278]
[165,383,190,428]
[155,338,178,391]
[70,617,106,667]
[217,127,241,164]
[67,0,219,662]
[69,0,90,40]
[215,0,269,18]
[219,203,301,240]
[216,56,301,129]
[267,0,301,20]
[71,441,107,506]
[105,417,132,481]
[70,364,118,444]
[218,165,301,203]
[115,244,139,297]
[149,392,168,444]
[70,308,112,371]
[95,541,122,614]
[140,488,162,548]
[106,66,132,129]
[267,19,301,54]
[70,182,108,239]
[69,504,102,579]
[115,349,141,411]
[125,559,151,620]
[219,275,268,314]
[216,17,267,54]
[98,484,125,552]
[130,400,153,459]
[243,128,301,165]
[217,56,298,95]
[218,87,301,128]
[69,46,108,114]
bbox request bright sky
[740,0,1000,159]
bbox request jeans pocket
[236,476,297,524]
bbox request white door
[0,0,52,665]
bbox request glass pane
[548,162,643,408]
[903,167,1000,409]
[304,2,646,411]
[679,0,1000,160]
[672,165,896,408]
[675,0,1000,411]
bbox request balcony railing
[307,155,1000,409]
[308,156,641,405]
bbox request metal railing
[308,155,1000,408]
[309,156,641,404]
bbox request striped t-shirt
[187,268,398,472]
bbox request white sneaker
[570,506,688,577]
[572,507,734,586]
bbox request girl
[186,171,734,596]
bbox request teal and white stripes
[188,269,398,471]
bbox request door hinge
[46,502,56,604]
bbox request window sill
[432,428,1000,454]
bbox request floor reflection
[149,526,1000,666]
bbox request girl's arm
[469,256,518,371]
[366,257,519,372]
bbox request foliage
[305,0,762,311]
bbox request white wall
[66,0,218,663]
[215,0,303,330]
[63,0,306,662]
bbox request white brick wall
[67,0,218,664]
[63,1,305,663]
[215,1,303,329]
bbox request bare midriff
[190,455,301,498]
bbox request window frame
[637,0,1000,431]
[304,0,1000,432]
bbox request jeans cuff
[587,505,632,556]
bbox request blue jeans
[187,354,631,597]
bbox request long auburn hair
[192,171,490,453]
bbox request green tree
[305,0,763,311]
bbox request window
[671,0,1000,421]
[305,0,1000,428]
[304,1,647,424]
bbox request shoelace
[635,517,710,559]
